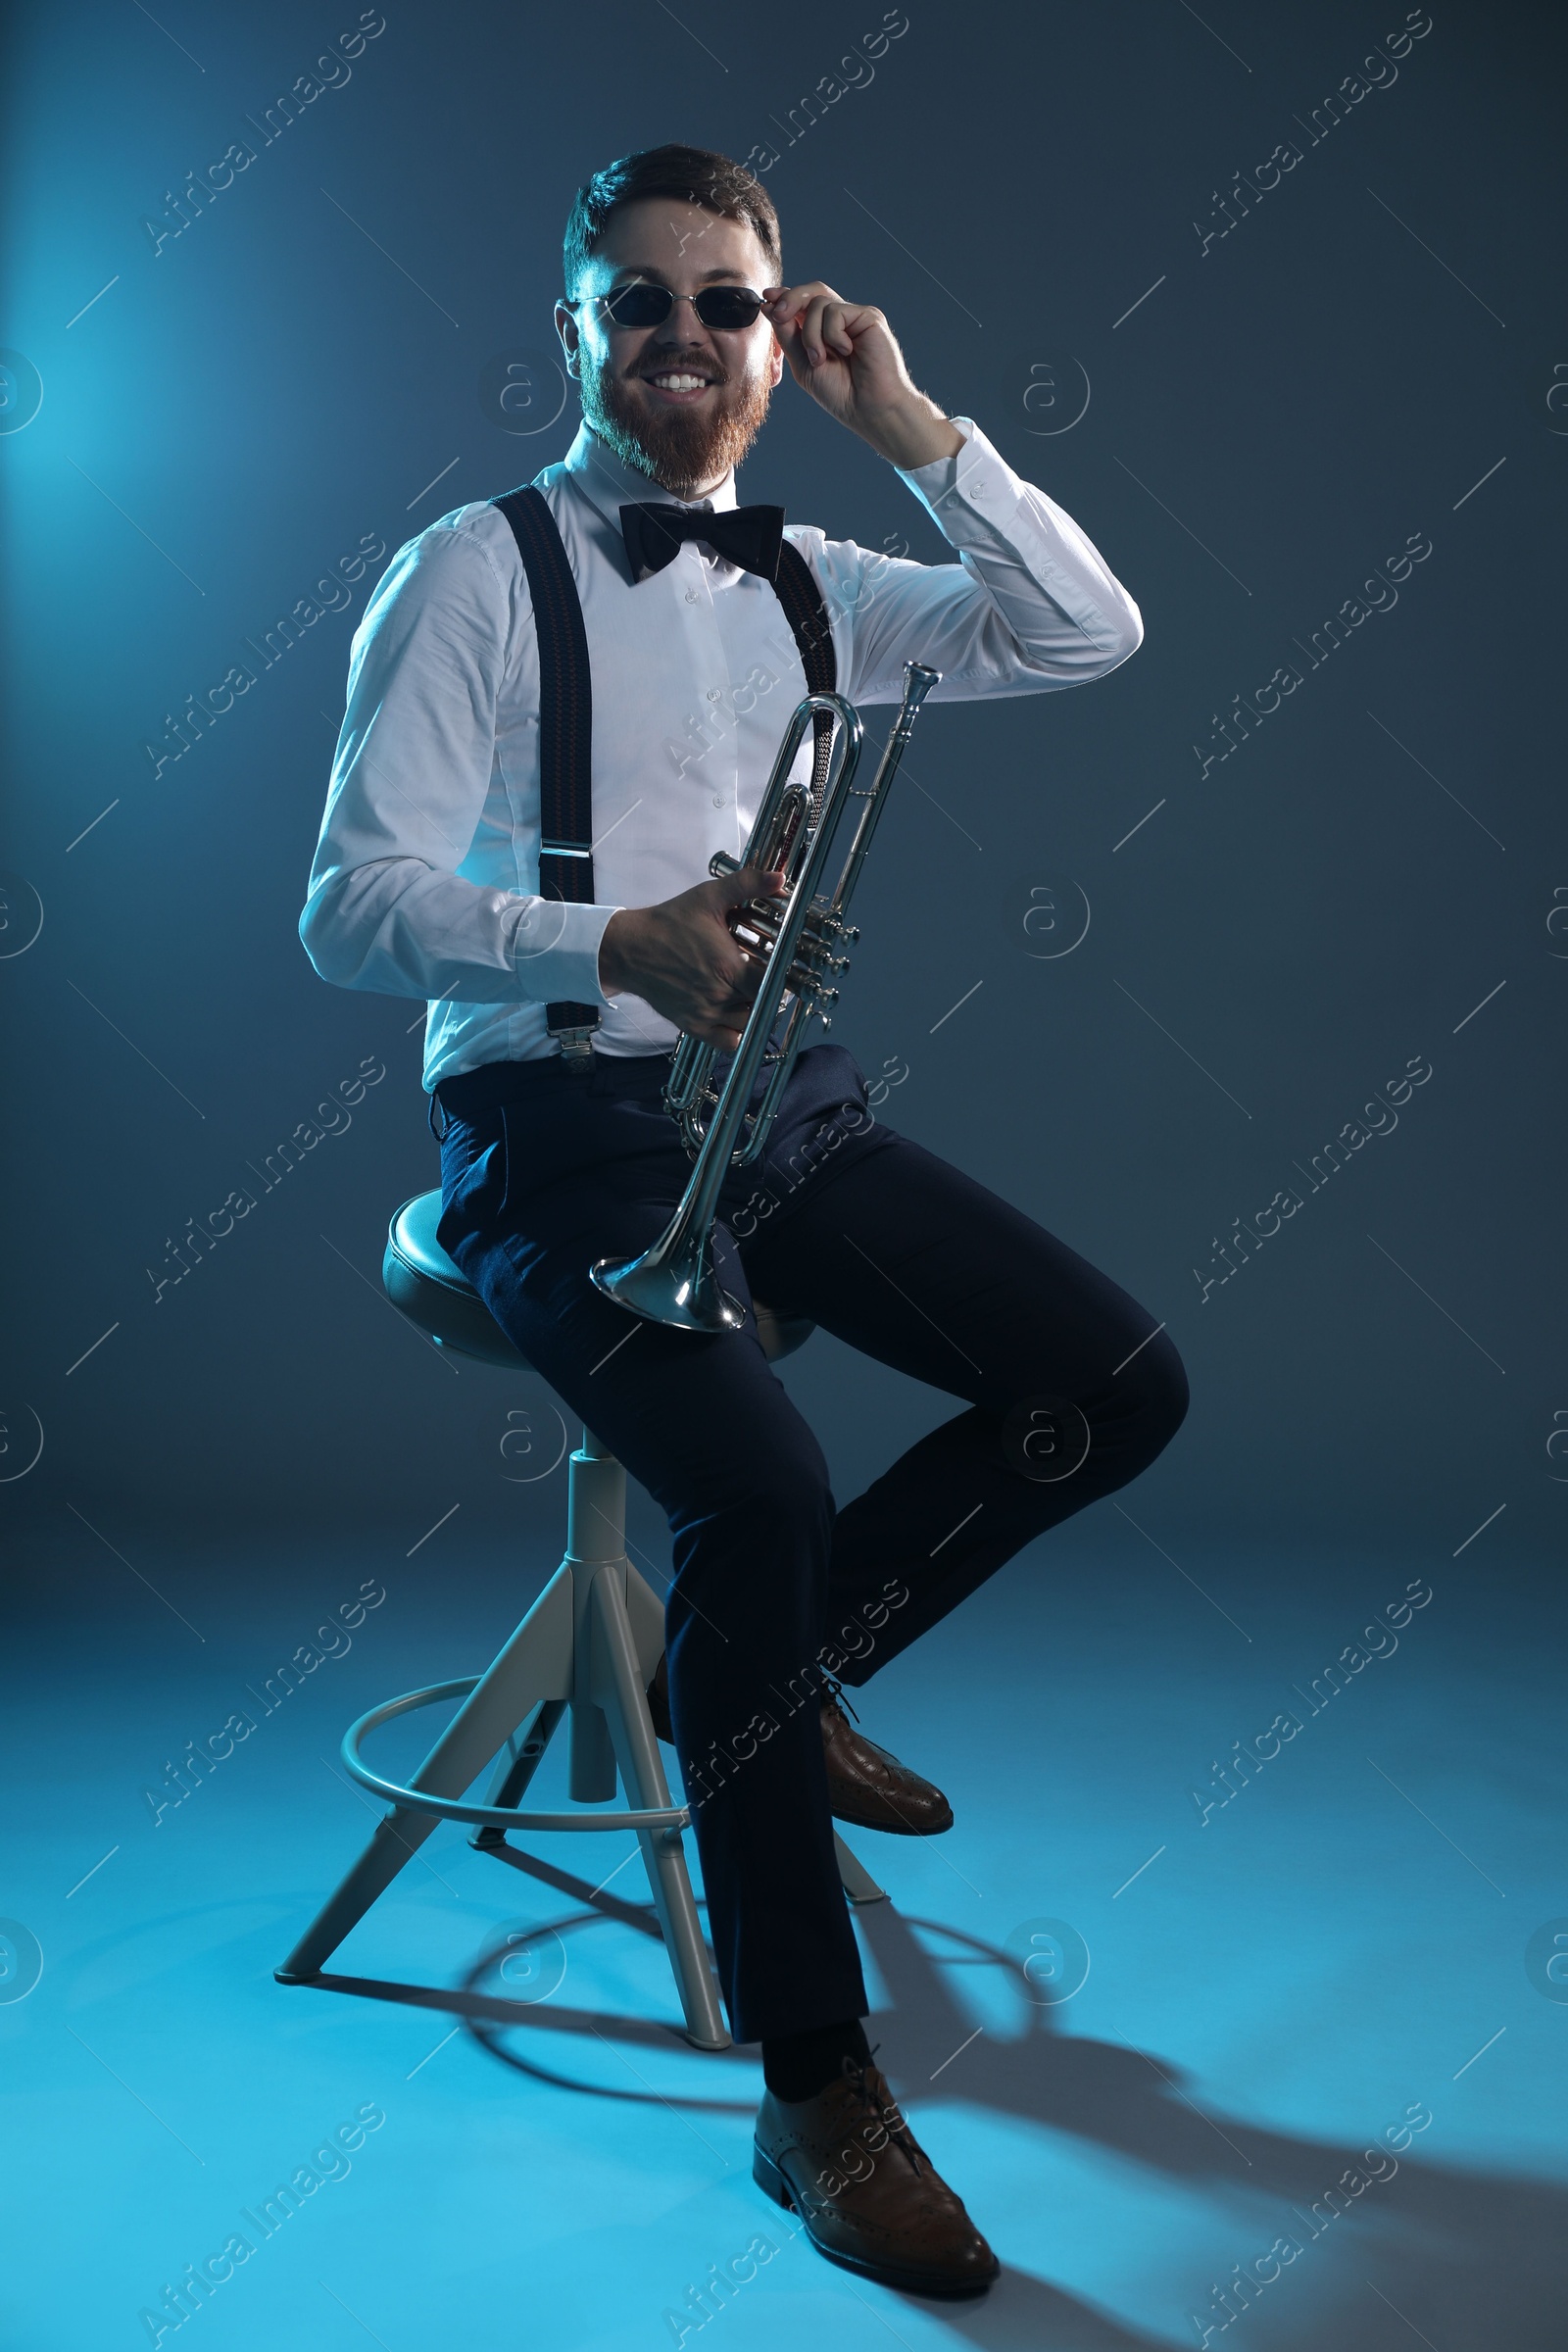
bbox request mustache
[631,352,728,381]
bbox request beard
[579,347,774,498]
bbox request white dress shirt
[299,415,1142,1087]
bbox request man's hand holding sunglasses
[761,281,963,470]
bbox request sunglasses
[582,282,768,332]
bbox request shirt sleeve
[298,518,618,1005]
[814,416,1144,706]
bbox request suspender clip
[552,1024,598,1072]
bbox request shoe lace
[842,2049,925,2175]
[816,1670,860,1726]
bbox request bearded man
[301,142,1186,2296]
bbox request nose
[650,294,714,337]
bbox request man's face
[556,196,785,498]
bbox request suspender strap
[491,486,600,1061]
[774,539,838,819]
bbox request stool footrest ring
[342,1679,691,1834]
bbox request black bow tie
[620,500,785,584]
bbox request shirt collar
[563,420,740,538]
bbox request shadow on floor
[289,1832,1567,2347]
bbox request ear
[555,299,580,374]
[767,340,784,389]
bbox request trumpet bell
[589,1240,745,1336]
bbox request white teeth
[649,373,710,389]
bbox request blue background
[3,4,1565,2348]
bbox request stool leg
[472,1698,568,1848]
[565,1437,625,1804]
[274,1804,437,1984]
[275,1567,574,1982]
[588,1564,730,2051]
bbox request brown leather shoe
[645,1656,954,1836]
[819,1679,954,1836]
[754,2054,999,2296]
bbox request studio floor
[5,1497,1563,2352]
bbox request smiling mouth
[640,370,718,396]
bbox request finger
[716,863,788,907]
[725,936,771,992]
[767,306,811,372]
[763,281,836,319]
[796,291,854,360]
[760,287,806,341]
[821,301,857,357]
[694,990,751,1045]
[704,922,768,990]
[798,296,832,367]
[725,945,769,994]
[765,286,845,365]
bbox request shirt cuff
[512,897,623,1006]
[895,416,1016,537]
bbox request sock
[761,2016,871,2102]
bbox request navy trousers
[435,1044,1188,2044]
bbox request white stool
[274,1192,884,2051]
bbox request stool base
[275,1436,884,2049]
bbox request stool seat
[382,1190,814,1368]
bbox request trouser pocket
[436,1110,510,1253]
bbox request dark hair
[563,143,781,301]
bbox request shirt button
[711,794,725,808]
[706,689,719,701]
[685,589,698,604]
[970,480,987,497]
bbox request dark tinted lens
[603,284,675,327]
[695,287,764,329]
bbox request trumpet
[590,659,940,1335]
